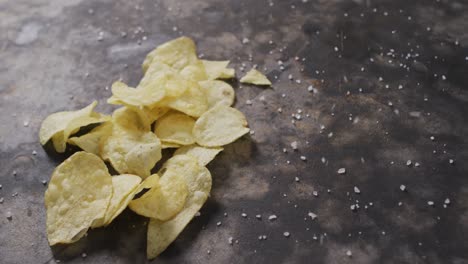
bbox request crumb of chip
[240,69,272,86]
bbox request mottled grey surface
[1,0,468,263]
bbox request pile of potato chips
[39,37,270,259]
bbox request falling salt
[354,186,361,194]
[308,212,317,220]
[290,141,298,150]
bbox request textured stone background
[1,0,468,263]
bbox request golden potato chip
[125,141,161,177]
[45,152,113,245]
[162,83,208,118]
[108,81,166,108]
[240,68,271,86]
[201,60,235,80]
[102,132,161,178]
[100,107,162,178]
[143,106,170,123]
[102,174,142,226]
[113,106,152,132]
[198,80,235,108]
[52,112,110,153]
[39,101,109,153]
[133,173,160,194]
[142,37,198,73]
[161,142,181,149]
[154,111,196,145]
[174,145,223,166]
[139,62,189,98]
[39,101,96,145]
[193,104,250,147]
[68,122,112,155]
[129,168,188,221]
[179,61,208,81]
[147,155,212,259]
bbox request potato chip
[133,173,160,194]
[240,68,271,86]
[108,81,166,108]
[129,168,188,221]
[198,80,235,108]
[52,112,110,153]
[162,83,208,118]
[102,132,161,178]
[45,152,113,245]
[193,105,250,147]
[68,122,112,155]
[39,101,110,153]
[40,101,96,145]
[154,111,196,145]
[102,174,142,226]
[201,60,235,80]
[143,106,170,124]
[174,145,223,166]
[100,107,161,178]
[161,142,181,149]
[147,155,212,259]
[142,37,198,73]
[139,62,189,98]
[179,61,208,81]
[112,107,150,132]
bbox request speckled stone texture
[1,0,468,263]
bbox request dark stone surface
[1,0,468,263]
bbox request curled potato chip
[154,112,196,145]
[142,37,198,73]
[147,155,212,259]
[108,81,166,108]
[240,68,271,86]
[52,112,110,153]
[193,105,250,147]
[179,61,208,81]
[198,80,235,108]
[174,145,223,166]
[39,101,110,153]
[39,101,96,145]
[101,107,162,178]
[134,173,160,194]
[45,152,113,245]
[139,62,189,98]
[143,106,170,123]
[162,83,208,117]
[102,131,161,178]
[68,122,112,155]
[201,60,235,80]
[162,142,181,149]
[129,168,188,221]
[113,106,152,132]
[101,174,142,226]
